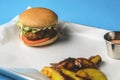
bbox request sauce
[111,40,120,44]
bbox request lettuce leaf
[17,22,56,34]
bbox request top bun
[19,7,58,28]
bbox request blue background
[0,0,120,30]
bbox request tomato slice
[22,35,50,44]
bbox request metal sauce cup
[104,31,120,59]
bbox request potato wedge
[76,69,90,80]
[76,68,107,80]
[75,58,97,69]
[61,68,83,80]
[89,55,102,66]
[41,66,64,80]
[41,66,52,78]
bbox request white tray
[0,20,119,80]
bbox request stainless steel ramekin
[104,31,120,59]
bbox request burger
[17,7,58,46]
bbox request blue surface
[0,0,120,30]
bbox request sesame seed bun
[19,7,58,28]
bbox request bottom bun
[19,34,59,47]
